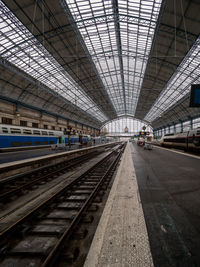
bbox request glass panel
[145,37,200,122]
[0,1,107,123]
[101,116,152,135]
[23,129,32,134]
[33,130,41,135]
[66,0,162,115]
[10,128,21,133]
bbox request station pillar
[179,120,183,132]
[14,104,20,126]
[190,118,193,130]
[173,123,176,134]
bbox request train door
[57,136,62,144]
[57,136,65,144]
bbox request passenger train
[0,124,90,149]
[160,128,200,152]
[0,124,113,149]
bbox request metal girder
[135,0,200,122]
[151,94,200,130]
[112,0,126,114]
[0,57,102,128]
[59,0,117,119]
[75,13,156,29]
[2,0,116,121]
[159,23,198,43]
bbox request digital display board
[139,131,150,136]
[190,84,200,107]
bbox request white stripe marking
[154,145,200,160]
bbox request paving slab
[84,142,153,267]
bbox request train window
[10,128,21,134]
[11,142,22,147]
[34,141,41,145]
[42,141,48,145]
[164,139,171,142]
[23,129,32,135]
[49,132,54,136]
[2,127,8,133]
[194,137,200,146]
[33,130,41,135]
[41,131,48,135]
[24,142,32,146]
[176,138,186,143]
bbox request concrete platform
[0,144,80,164]
[0,142,117,180]
[132,142,200,267]
[84,142,153,267]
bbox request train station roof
[0,0,200,129]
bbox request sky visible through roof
[66,0,162,117]
[0,0,199,126]
[0,0,108,123]
[145,37,200,122]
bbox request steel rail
[0,147,119,237]
[0,151,99,202]
[42,144,125,266]
[0,144,125,266]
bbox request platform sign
[139,131,150,136]
[190,84,200,107]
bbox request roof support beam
[0,57,101,127]
[2,0,116,121]
[112,0,127,114]
[59,0,117,119]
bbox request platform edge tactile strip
[84,142,154,267]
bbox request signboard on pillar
[190,84,200,107]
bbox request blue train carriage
[70,134,90,147]
[0,124,63,149]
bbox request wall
[0,100,99,135]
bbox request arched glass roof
[66,0,162,116]
[145,37,200,122]
[0,0,199,130]
[101,116,152,135]
[0,0,108,123]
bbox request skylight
[0,0,107,122]
[66,0,162,116]
[101,116,152,134]
[145,37,200,122]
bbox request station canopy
[0,0,199,129]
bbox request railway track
[0,150,104,202]
[0,143,125,266]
